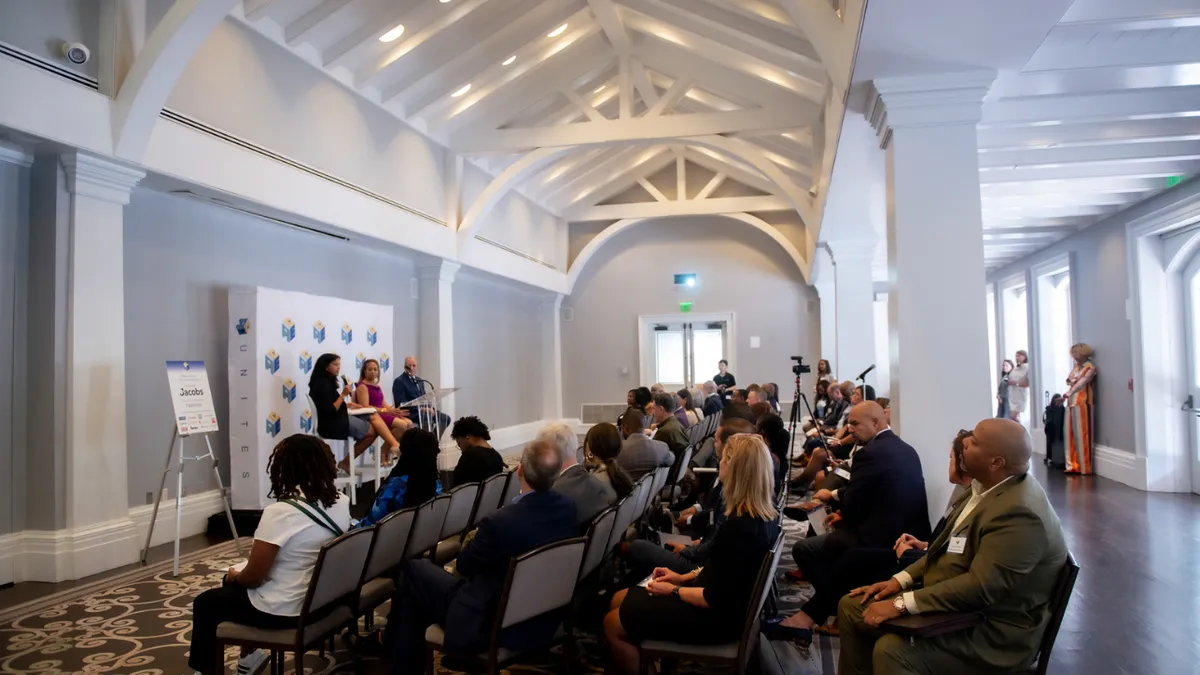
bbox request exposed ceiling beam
[695,172,727,200]
[983,226,1080,240]
[979,158,1200,183]
[567,195,791,221]
[981,87,1200,126]
[979,139,1200,170]
[322,1,438,70]
[451,106,812,153]
[979,175,1169,197]
[542,146,650,204]
[564,90,607,122]
[645,76,691,116]
[638,177,670,202]
[630,59,660,109]
[978,116,1200,151]
[773,0,848,89]
[353,0,493,86]
[285,0,355,46]
[556,147,677,209]
[990,64,1200,100]
[685,147,777,196]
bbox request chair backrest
[735,531,785,667]
[403,493,452,559]
[605,492,642,554]
[361,507,416,582]
[439,482,480,539]
[305,395,320,436]
[649,465,670,504]
[501,470,522,507]
[494,538,588,632]
[580,506,618,581]
[667,445,694,498]
[469,471,508,528]
[1033,552,1080,675]
[299,526,375,619]
[630,475,653,524]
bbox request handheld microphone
[856,364,876,381]
[341,375,349,387]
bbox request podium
[401,387,458,434]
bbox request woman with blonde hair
[603,435,780,673]
[1008,350,1031,423]
[1064,343,1097,474]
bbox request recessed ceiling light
[378,24,405,42]
[548,24,568,38]
[452,83,472,97]
[440,0,452,3]
[593,85,606,93]
[502,55,516,66]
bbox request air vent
[581,403,627,424]
[0,42,98,89]
[473,235,558,270]
[170,190,349,241]
[562,307,574,322]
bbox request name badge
[834,467,851,480]
[947,536,967,555]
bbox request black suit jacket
[702,394,724,418]
[444,490,577,652]
[829,430,930,550]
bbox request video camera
[791,355,811,377]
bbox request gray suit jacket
[552,465,618,527]
[618,434,673,481]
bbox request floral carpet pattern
[0,514,835,674]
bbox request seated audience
[764,382,782,413]
[189,435,351,675]
[634,386,653,411]
[701,380,724,417]
[392,356,450,435]
[617,409,673,480]
[671,392,693,429]
[746,384,766,406]
[355,358,413,461]
[757,412,790,497]
[838,418,1067,675]
[356,428,442,529]
[450,416,505,486]
[584,423,636,499]
[617,389,639,426]
[730,388,749,405]
[384,440,577,675]
[604,434,780,674]
[542,421,618,526]
[811,380,830,422]
[651,392,690,457]
[651,383,666,396]
[308,353,400,473]
[678,388,703,426]
[750,400,774,423]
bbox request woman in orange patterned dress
[1063,343,1097,474]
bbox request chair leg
[295,651,303,675]
[425,646,436,675]
[214,639,224,675]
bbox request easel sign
[166,361,219,435]
[144,361,243,576]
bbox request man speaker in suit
[385,440,577,675]
[392,356,450,436]
[541,421,618,527]
[837,418,1068,675]
[616,409,673,481]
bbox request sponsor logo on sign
[300,409,313,433]
[265,412,281,437]
[341,324,353,345]
[380,353,391,373]
[282,379,296,403]
[313,321,326,343]
[367,326,377,346]
[281,318,296,342]
[264,350,280,374]
[236,318,251,335]
[299,351,313,374]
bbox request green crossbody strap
[281,499,344,537]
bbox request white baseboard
[1094,445,1145,490]
[437,419,578,469]
[0,490,227,585]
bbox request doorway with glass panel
[638,313,734,390]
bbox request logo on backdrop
[236,318,251,336]
[281,318,296,342]
[182,361,191,370]
[264,349,280,374]
[265,412,281,437]
[355,352,366,370]
[367,326,378,346]
[380,353,391,373]
[299,350,313,374]
[282,379,296,403]
[300,409,313,433]
[341,324,353,345]
[313,321,326,344]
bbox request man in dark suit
[701,380,724,418]
[385,440,577,674]
[784,402,930,629]
[541,421,617,527]
[392,356,450,436]
[617,410,673,480]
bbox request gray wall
[0,160,30,535]
[562,216,820,417]
[0,0,100,80]
[988,215,1134,452]
[452,269,546,429]
[123,188,420,508]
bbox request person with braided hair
[188,435,350,675]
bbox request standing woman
[1064,343,1098,475]
[996,359,1013,419]
[356,359,412,463]
[817,359,834,383]
[1008,350,1031,423]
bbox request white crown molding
[825,238,879,262]
[60,152,146,205]
[0,140,33,168]
[418,259,462,283]
[866,70,997,147]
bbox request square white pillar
[417,259,458,460]
[810,250,837,375]
[828,240,879,389]
[869,72,996,520]
[541,294,564,420]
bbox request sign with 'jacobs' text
[166,361,219,436]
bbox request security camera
[61,42,90,65]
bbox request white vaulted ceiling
[235,0,861,248]
[978,0,1200,270]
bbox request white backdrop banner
[228,287,394,510]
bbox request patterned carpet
[0,515,836,674]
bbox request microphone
[856,364,876,381]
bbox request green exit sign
[1168,175,1185,187]
[680,301,693,313]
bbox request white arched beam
[112,0,238,160]
[567,213,811,292]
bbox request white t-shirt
[247,493,352,616]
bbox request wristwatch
[671,587,681,599]
[892,596,908,616]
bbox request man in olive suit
[836,418,1067,674]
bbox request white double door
[645,317,729,391]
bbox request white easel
[143,361,243,576]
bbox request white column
[869,72,995,521]
[61,152,145,579]
[417,259,459,449]
[828,239,878,388]
[541,294,564,420]
[810,249,837,372]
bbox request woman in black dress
[604,434,780,673]
[308,353,399,473]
